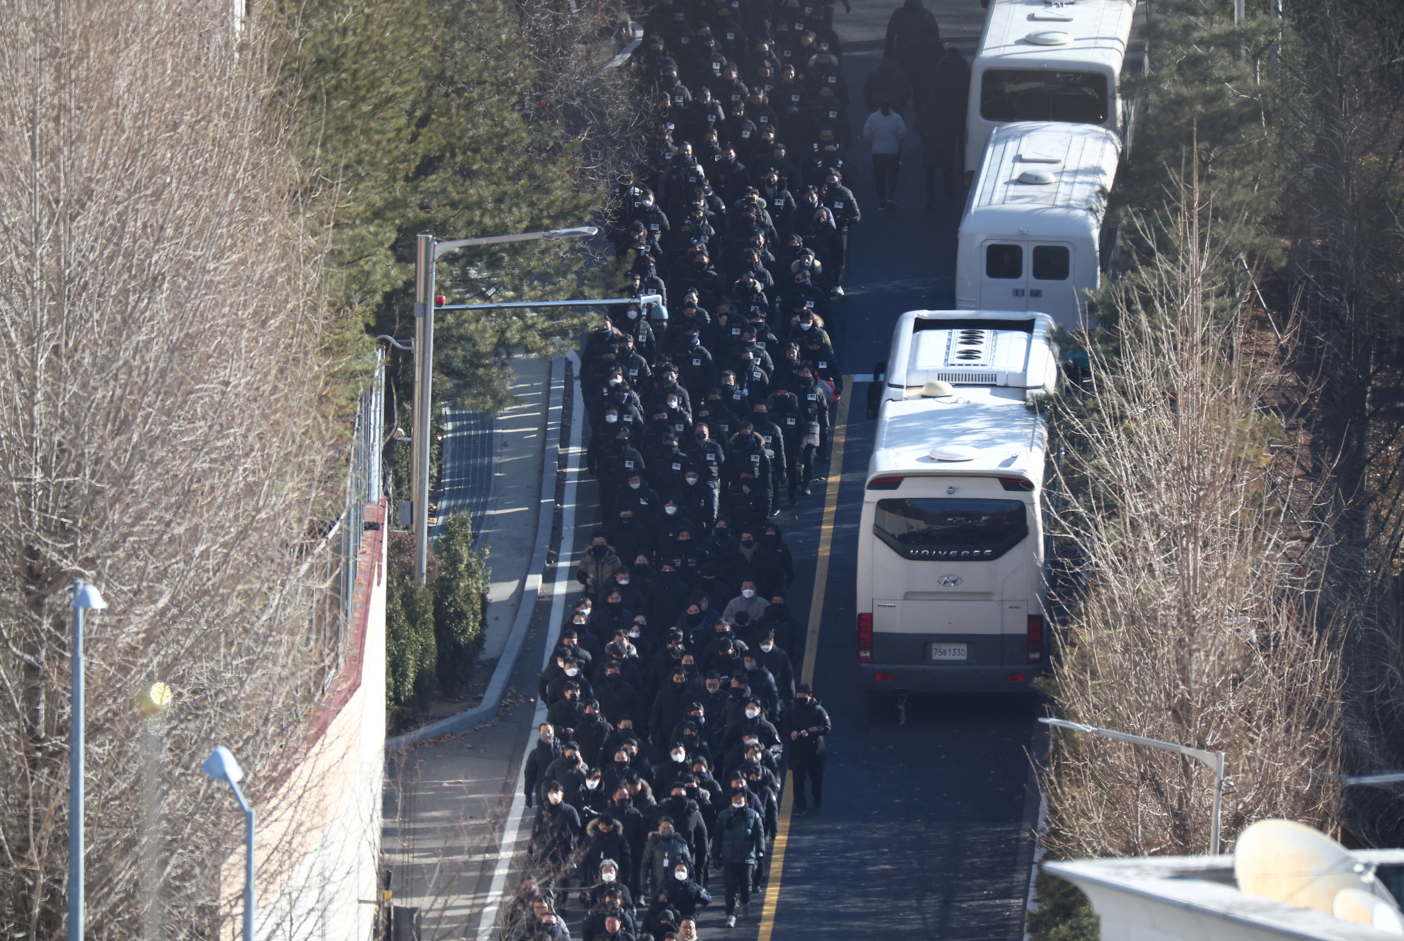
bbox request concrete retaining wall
[222,499,388,941]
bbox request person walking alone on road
[785,684,831,816]
[915,43,971,208]
[712,787,766,927]
[862,99,907,211]
[885,0,942,107]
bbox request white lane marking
[475,354,584,941]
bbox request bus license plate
[930,643,968,661]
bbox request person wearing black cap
[785,683,831,815]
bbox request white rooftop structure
[880,310,1058,394]
[870,311,1055,482]
[978,0,1136,69]
[1046,851,1404,940]
[964,122,1120,245]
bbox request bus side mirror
[866,361,887,420]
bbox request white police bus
[860,310,1056,698]
[965,0,1139,173]
[956,121,1122,330]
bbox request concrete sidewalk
[381,353,586,940]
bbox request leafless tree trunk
[0,0,339,935]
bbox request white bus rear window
[980,70,1108,124]
[874,498,1028,560]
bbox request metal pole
[1040,718,1230,855]
[1211,751,1226,856]
[412,233,435,584]
[227,780,256,941]
[68,582,85,941]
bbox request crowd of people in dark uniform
[509,0,963,936]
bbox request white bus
[859,310,1056,696]
[965,0,1138,172]
[956,122,1121,330]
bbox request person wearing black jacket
[576,700,614,774]
[785,683,832,815]
[607,786,649,893]
[529,784,582,873]
[524,723,563,808]
[712,790,766,927]
[789,360,831,497]
[580,815,634,892]
[751,523,795,598]
[597,661,645,730]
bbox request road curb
[387,354,569,751]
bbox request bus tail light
[1027,614,1044,663]
[874,672,894,681]
[858,613,873,663]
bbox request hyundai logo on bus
[940,575,962,587]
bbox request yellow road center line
[757,380,851,941]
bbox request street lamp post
[68,580,108,941]
[202,747,255,941]
[1040,717,1230,855]
[409,226,597,583]
[136,682,173,941]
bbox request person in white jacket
[862,99,908,210]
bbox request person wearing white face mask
[663,860,712,919]
[712,783,766,927]
[546,658,594,708]
[753,627,796,710]
[580,815,633,904]
[722,696,781,767]
[721,578,770,624]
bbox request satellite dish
[1018,168,1058,185]
[1235,819,1400,915]
[921,380,956,398]
[929,445,979,462]
[1334,888,1404,935]
[1026,30,1073,45]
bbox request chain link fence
[295,351,386,699]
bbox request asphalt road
[490,2,1048,937]
[745,1,1047,938]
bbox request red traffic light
[434,295,446,306]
